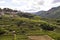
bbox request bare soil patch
[28,35,54,40]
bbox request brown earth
[28,35,54,40]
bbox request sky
[0,0,60,12]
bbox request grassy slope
[0,14,60,40]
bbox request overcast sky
[0,0,60,12]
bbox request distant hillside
[35,6,60,19]
[0,8,35,18]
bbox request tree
[56,19,60,23]
[0,8,2,12]
[40,23,55,31]
[3,8,13,12]
[0,28,6,35]
[13,10,18,12]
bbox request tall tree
[0,8,2,12]
[3,8,13,12]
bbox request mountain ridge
[35,6,60,19]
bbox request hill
[35,6,60,19]
[0,8,60,40]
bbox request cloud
[0,0,6,3]
[12,0,42,12]
[0,0,60,12]
[11,0,56,12]
[53,0,60,3]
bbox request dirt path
[28,35,54,40]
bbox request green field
[0,14,60,40]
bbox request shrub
[0,28,6,35]
[40,23,55,31]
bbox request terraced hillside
[0,11,60,40]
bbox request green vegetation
[0,8,60,40]
[35,6,60,19]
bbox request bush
[40,23,55,31]
[0,17,2,19]
[0,29,6,35]
[56,19,60,23]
